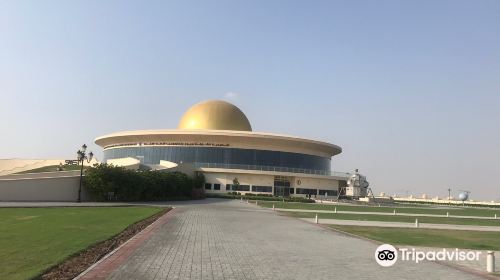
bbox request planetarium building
[95,100,348,197]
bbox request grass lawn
[330,225,500,250]
[15,165,87,174]
[258,201,500,218]
[0,206,163,280]
[283,211,500,226]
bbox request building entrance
[274,176,292,197]
[274,186,290,197]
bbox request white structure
[0,171,90,201]
[95,100,353,197]
[344,169,370,198]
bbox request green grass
[0,206,163,280]
[330,225,500,250]
[15,165,87,174]
[283,211,500,226]
[258,201,500,218]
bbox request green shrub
[206,193,314,203]
[83,164,205,201]
[244,193,273,197]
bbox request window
[204,183,212,190]
[274,176,291,187]
[296,188,317,195]
[226,185,231,191]
[103,146,331,175]
[252,186,272,193]
[232,185,250,191]
[290,188,294,194]
[319,189,337,196]
[213,184,221,190]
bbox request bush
[244,193,272,197]
[83,164,205,201]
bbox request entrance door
[274,176,291,197]
[274,186,290,197]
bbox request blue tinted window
[103,146,331,175]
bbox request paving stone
[105,199,483,280]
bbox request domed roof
[178,100,252,131]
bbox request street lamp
[77,144,93,202]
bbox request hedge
[83,164,205,201]
[207,193,315,203]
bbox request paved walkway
[303,218,500,232]
[77,199,486,280]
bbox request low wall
[0,172,90,202]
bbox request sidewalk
[76,199,485,280]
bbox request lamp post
[77,144,93,203]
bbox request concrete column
[393,209,396,215]
[446,212,449,217]
[272,204,275,211]
[415,219,419,228]
[334,207,337,213]
[315,213,318,224]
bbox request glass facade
[231,185,250,191]
[104,146,331,175]
[296,188,318,195]
[252,186,273,193]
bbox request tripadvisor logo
[375,244,481,267]
[375,244,398,267]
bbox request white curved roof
[95,129,341,158]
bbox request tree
[232,177,240,191]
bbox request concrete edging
[73,207,177,280]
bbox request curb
[73,207,178,280]
[269,207,496,280]
[318,221,497,279]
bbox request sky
[1,0,499,200]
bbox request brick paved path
[95,199,484,279]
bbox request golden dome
[178,100,252,131]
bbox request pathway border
[294,214,498,279]
[74,207,178,280]
[299,218,500,232]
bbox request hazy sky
[1,1,499,200]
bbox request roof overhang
[95,129,342,158]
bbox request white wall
[203,171,339,196]
[291,177,339,189]
[0,173,90,202]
